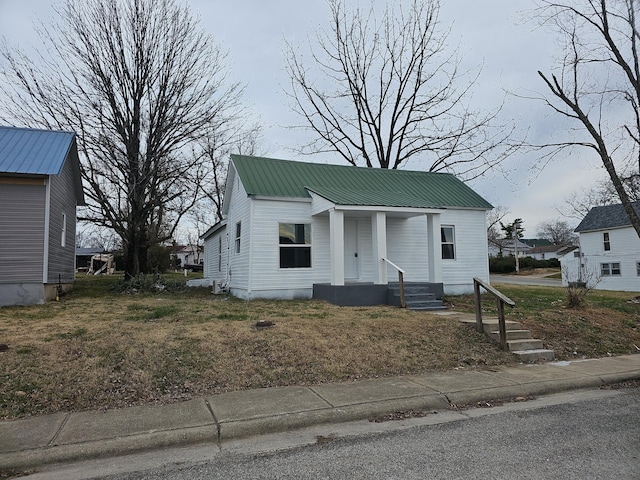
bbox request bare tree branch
[534,0,640,237]
[284,0,520,178]
[0,0,246,277]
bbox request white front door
[344,219,359,280]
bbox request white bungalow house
[561,201,640,291]
[200,155,493,306]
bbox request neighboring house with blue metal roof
[0,126,85,306]
[201,154,493,305]
[561,201,640,291]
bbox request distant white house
[561,201,640,291]
[200,155,493,304]
[170,244,203,268]
[528,244,574,261]
[488,238,532,258]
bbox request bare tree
[487,206,511,242]
[535,0,640,237]
[197,122,263,224]
[537,219,577,245]
[0,0,244,278]
[285,0,519,177]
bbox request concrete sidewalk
[1,354,639,472]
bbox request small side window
[603,232,610,251]
[441,226,455,260]
[61,213,67,248]
[235,222,241,254]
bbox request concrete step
[488,329,532,341]
[408,303,448,311]
[507,338,544,351]
[481,319,522,335]
[403,293,437,301]
[511,349,555,362]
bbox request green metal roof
[231,154,493,210]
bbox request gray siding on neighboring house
[46,158,77,284]
[0,180,46,284]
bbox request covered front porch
[308,192,445,307]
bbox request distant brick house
[0,126,85,306]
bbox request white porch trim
[371,212,387,284]
[329,209,345,285]
[427,213,443,283]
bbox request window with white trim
[636,261,640,276]
[279,223,311,268]
[235,222,241,254]
[603,232,611,251]
[601,262,621,276]
[441,226,455,260]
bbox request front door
[344,219,359,281]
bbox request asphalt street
[490,274,562,287]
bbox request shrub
[110,274,188,294]
[489,256,561,273]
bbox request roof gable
[575,201,640,232]
[0,126,85,205]
[230,154,492,210]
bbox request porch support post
[427,214,443,283]
[329,209,345,286]
[371,211,387,284]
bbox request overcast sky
[0,0,607,235]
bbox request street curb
[1,367,639,473]
[218,394,451,441]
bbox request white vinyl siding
[224,179,251,293]
[439,209,489,293]
[242,198,318,297]
[386,216,429,282]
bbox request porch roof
[306,185,440,209]
[231,154,492,210]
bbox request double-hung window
[601,262,621,276]
[441,226,455,260]
[603,232,611,251]
[279,223,311,268]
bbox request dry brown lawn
[1,275,639,420]
[0,275,513,419]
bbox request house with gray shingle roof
[561,201,640,291]
[0,126,85,306]
[200,154,492,305]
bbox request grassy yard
[0,274,638,420]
